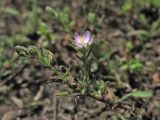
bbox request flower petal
[84,31,91,43]
[74,32,80,43]
[88,35,94,45]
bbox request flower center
[80,36,86,45]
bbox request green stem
[81,48,90,92]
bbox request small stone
[11,96,24,109]
[2,110,17,120]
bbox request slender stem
[80,47,91,92]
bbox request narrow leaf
[131,91,153,98]
[56,91,69,96]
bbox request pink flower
[73,31,93,48]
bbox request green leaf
[0,7,20,16]
[126,41,134,51]
[118,115,127,120]
[131,91,153,98]
[40,49,54,67]
[28,46,39,58]
[46,6,58,17]
[56,91,69,96]
[87,12,96,24]
[152,0,160,7]
[37,21,48,35]
[29,100,42,107]
[120,59,143,73]
[15,46,29,57]
[139,14,147,24]
[116,93,133,103]
[121,2,133,12]
[91,62,98,72]
[151,20,160,32]
[16,46,55,67]
[121,64,128,71]
[116,90,152,104]
[1,70,12,77]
